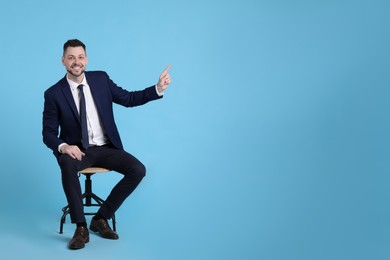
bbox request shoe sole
[69,237,89,250]
[90,225,119,239]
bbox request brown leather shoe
[69,226,89,250]
[90,218,119,240]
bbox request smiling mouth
[71,64,83,69]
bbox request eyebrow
[66,54,85,57]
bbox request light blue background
[0,0,389,259]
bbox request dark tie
[78,84,89,149]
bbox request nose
[73,59,81,66]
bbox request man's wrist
[58,143,67,153]
[155,84,164,96]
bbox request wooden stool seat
[79,167,110,174]
[59,167,117,234]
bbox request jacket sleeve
[103,72,163,107]
[42,89,63,157]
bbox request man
[42,39,171,249]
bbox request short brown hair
[63,39,86,55]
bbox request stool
[59,167,117,234]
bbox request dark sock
[93,212,106,221]
[76,221,87,228]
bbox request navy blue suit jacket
[42,71,162,159]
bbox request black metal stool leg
[112,214,117,231]
[59,205,69,234]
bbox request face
[62,46,88,81]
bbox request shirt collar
[66,74,88,91]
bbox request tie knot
[77,84,84,91]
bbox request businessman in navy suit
[42,39,171,249]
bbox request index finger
[160,64,172,77]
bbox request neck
[67,73,85,84]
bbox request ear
[61,56,65,66]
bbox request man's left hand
[157,65,172,93]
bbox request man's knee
[134,163,146,178]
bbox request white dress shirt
[58,75,108,153]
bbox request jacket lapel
[85,72,103,115]
[60,76,80,122]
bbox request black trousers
[59,144,145,224]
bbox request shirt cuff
[155,85,164,96]
[58,143,66,153]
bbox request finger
[164,76,171,84]
[70,153,77,160]
[75,147,85,156]
[75,152,82,161]
[73,147,85,156]
[77,151,85,161]
[160,64,172,78]
[68,148,83,161]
